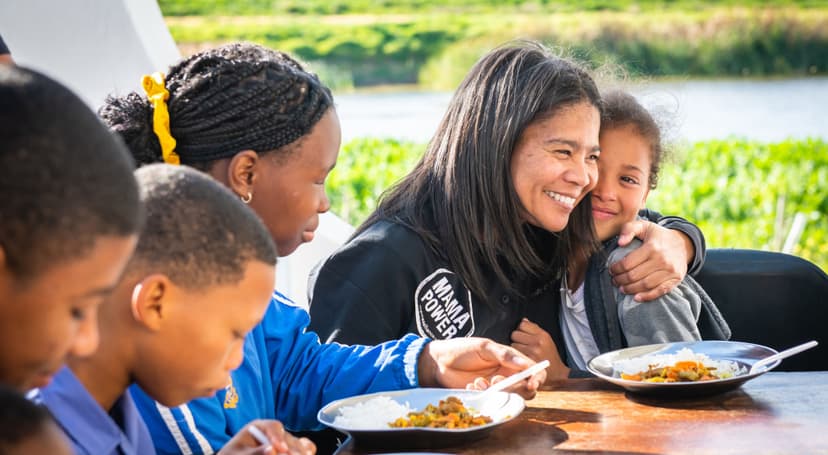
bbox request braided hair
[100,43,333,170]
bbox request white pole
[782,212,808,254]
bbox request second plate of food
[587,340,780,398]
[317,388,524,449]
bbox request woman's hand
[417,337,546,399]
[510,318,570,384]
[218,420,315,455]
[610,220,694,302]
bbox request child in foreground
[36,164,313,454]
[0,65,141,392]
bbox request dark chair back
[696,249,828,371]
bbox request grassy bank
[164,7,828,89]
[158,0,827,16]
[328,138,828,271]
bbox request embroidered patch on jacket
[414,268,475,339]
[223,377,239,409]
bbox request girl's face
[251,109,340,256]
[510,101,601,233]
[0,235,137,391]
[592,125,653,241]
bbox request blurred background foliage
[158,0,827,271]
[158,0,826,16]
[161,1,828,90]
[648,139,828,270]
[331,138,828,270]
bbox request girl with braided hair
[102,43,336,257]
[100,42,548,454]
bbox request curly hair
[600,90,665,189]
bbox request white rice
[613,347,747,379]
[332,396,411,429]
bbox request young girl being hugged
[308,42,703,381]
[518,90,731,373]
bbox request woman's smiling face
[510,101,601,233]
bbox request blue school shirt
[35,367,156,455]
[131,290,428,454]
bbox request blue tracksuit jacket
[131,291,428,454]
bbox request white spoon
[749,340,818,375]
[463,359,550,408]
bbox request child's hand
[218,420,316,455]
[611,219,691,301]
[510,318,569,383]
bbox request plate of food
[317,388,525,449]
[587,340,780,398]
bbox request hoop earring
[241,192,252,204]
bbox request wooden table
[334,372,828,455]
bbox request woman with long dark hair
[308,41,703,381]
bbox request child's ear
[130,274,173,331]
[226,150,259,201]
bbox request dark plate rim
[586,340,781,388]
[317,388,524,435]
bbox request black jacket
[308,211,705,373]
[308,220,564,351]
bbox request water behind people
[336,78,828,143]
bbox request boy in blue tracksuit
[134,288,545,453]
[38,164,316,454]
[132,291,429,452]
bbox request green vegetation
[327,138,424,225]
[327,138,828,271]
[162,3,828,89]
[158,1,827,270]
[167,16,464,86]
[158,0,827,16]
[647,138,828,272]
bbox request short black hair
[131,164,277,289]
[100,42,333,171]
[0,66,143,280]
[0,385,55,445]
[600,90,665,189]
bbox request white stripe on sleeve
[179,403,215,454]
[155,402,194,455]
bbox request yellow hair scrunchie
[141,72,180,165]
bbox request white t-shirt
[559,275,600,370]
